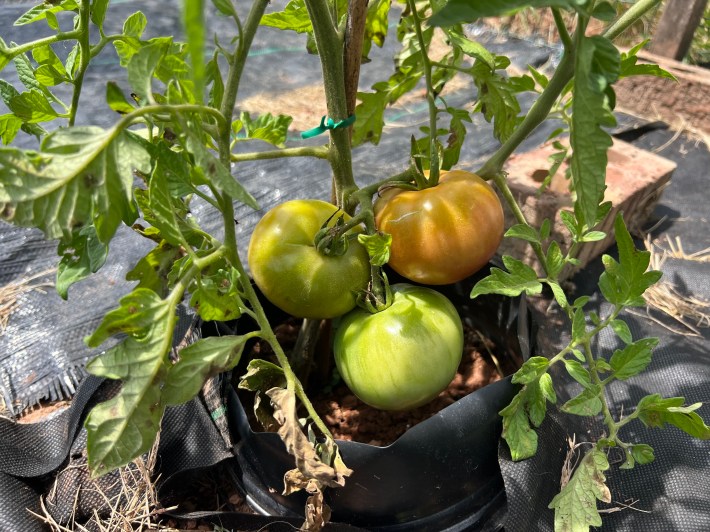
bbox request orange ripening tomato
[374,170,504,285]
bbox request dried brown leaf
[266,387,352,490]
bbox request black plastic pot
[227,264,534,531]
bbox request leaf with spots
[0,126,151,243]
[549,448,611,532]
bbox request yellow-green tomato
[248,199,370,319]
[333,283,464,410]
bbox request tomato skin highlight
[374,170,504,285]
[248,199,370,319]
[333,283,464,411]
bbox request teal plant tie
[301,114,356,139]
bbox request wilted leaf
[267,387,352,488]
[549,448,610,531]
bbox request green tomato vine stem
[476,51,575,180]
[230,145,329,163]
[406,0,440,186]
[210,0,335,443]
[67,0,92,126]
[603,0,663,41]
[304,0,358,211]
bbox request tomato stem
[491,172,550,276]
[407,0,440,186]
[304,0,358,211]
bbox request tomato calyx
[356,269,393,314]
[314,211,351,257]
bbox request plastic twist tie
[301,114,356,139]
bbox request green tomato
[248,199,370,319]
[333,283,464,410]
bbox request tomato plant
[0,0,705,530]
[334,283,464,410]
[248,199,370,319]
[374,170,504,285]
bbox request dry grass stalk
[0,268,56,334]
[631,235,710,336]
[31,435,179,531]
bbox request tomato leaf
[84,289,175,476]
[261,0,313,33]
[446,30,495,70]
[0,114,23,145]
[571,308,586,342]
[561,385,603,416]
[470,58,533,143]
[548,448,611,531]
[629,443,655,465]
[56,225,109,299]
[127,40,168,102]
[609,337,657,380]
[212,0,237,17]
[239,359,286,392]
[189,267,244,322]
[570,35,619,227]
[126,242,182,295]
[14,0,79,27]
[610,318,632,344]
[352,90,388,146]
[0,126,150,242]
[357,232,391,267]
[267,387,353,488]
[9,90,59,123]
[162,335,248,405]
[511,356,549,385]
[598,215,662,307]
[232,112,293,148]
[362,0,390,59]
[563,359,593,389]
[123,11,148,38]
[620,41,676,81]
[106,82,136,114]
[470,255,542,298]
[91,0,110,29]
[505,223,540,244]
[636,395,710,439]
[500,390,538,460]
[545,241,565,279]
[430,0,587,27]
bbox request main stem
[68,0,92,126]
[304,0,358,211]
[212,0,333,440]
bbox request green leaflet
[609,338,658,380]
[570,35,619,227]
[162,335,248,405]
[357,232,392,267]
[430,0,587,27]
[85,289,174,475]
[56,225,109,299]
[232,112,293,148]
[470,255,542,299]
[549,448,611,532]
[0,126,150,242]
[637,394,710,439]
[598,215,662,307]
[260,0,313,34]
